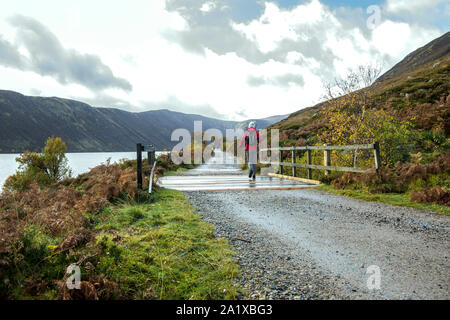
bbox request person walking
[239,121,260,181]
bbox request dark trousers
[249,163,257,178]
[246,149,257,179]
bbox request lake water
[0,152,162,190]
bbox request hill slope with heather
[271,31,450,144]
[268,32,449,210]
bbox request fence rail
[260,141,380,179]
[260,143,375,152]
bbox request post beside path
[136,143,156,192]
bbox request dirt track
[185,188,449,300]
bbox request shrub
[330,153,450,206]
[410,187,450,206]
[156,154,178,171]
[395,153,450,184]
[42,137,71,182]
[3,169,49,192]
[4,137,71,191]
[331,172,357,189]
[331,168,402,193]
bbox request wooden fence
[260,142,380,179]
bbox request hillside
[0,90,287,153]
[266,32,449,210]
[377,31,450,82]
[270,32,450,143]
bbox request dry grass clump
[69,159,149,202]
[56,228,93,252]
[56,280,98,300]
[0,183,89,254]
[0,162,154,246]
[396,154,450,181]
[56,274,121,300]
[410,187,450,206]
[0,160,150,253]
[393,94,449,134]
[332,168,401,193]
[331,153,450,206]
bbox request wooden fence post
[280,151,283,175]
[291,149,296,177]
[373,141,380,172]
[307,148,312,179]
[147,144,155,165]
[353,149,358,168]
[323,144,331,176]
[137,143,143,190]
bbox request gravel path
[185,189,450,300]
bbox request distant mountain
[377,31,450,82]
[0,90,287,153]
[235,114,288,131]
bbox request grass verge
[92,188,240,299]
[317,185,450,216]
[1,187,240,299]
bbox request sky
[0,0,448,120]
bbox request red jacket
[239,127,260,151]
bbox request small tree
[4,137,71,191]
[42,137,71,182]
[321,64,382,141]
[319,63,415,167]
[319,64,404,167]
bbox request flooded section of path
[157,150,315,191]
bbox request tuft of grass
[2,225,90,299]
[93,188,240,299]
[317,185,450,216]
[163,167,189,176]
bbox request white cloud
[371,20,441,61]
[200,1,216,13]
[0,0,446,121]
[231,1,441,79]
[385,0,445,13]
[232,1,326,53]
